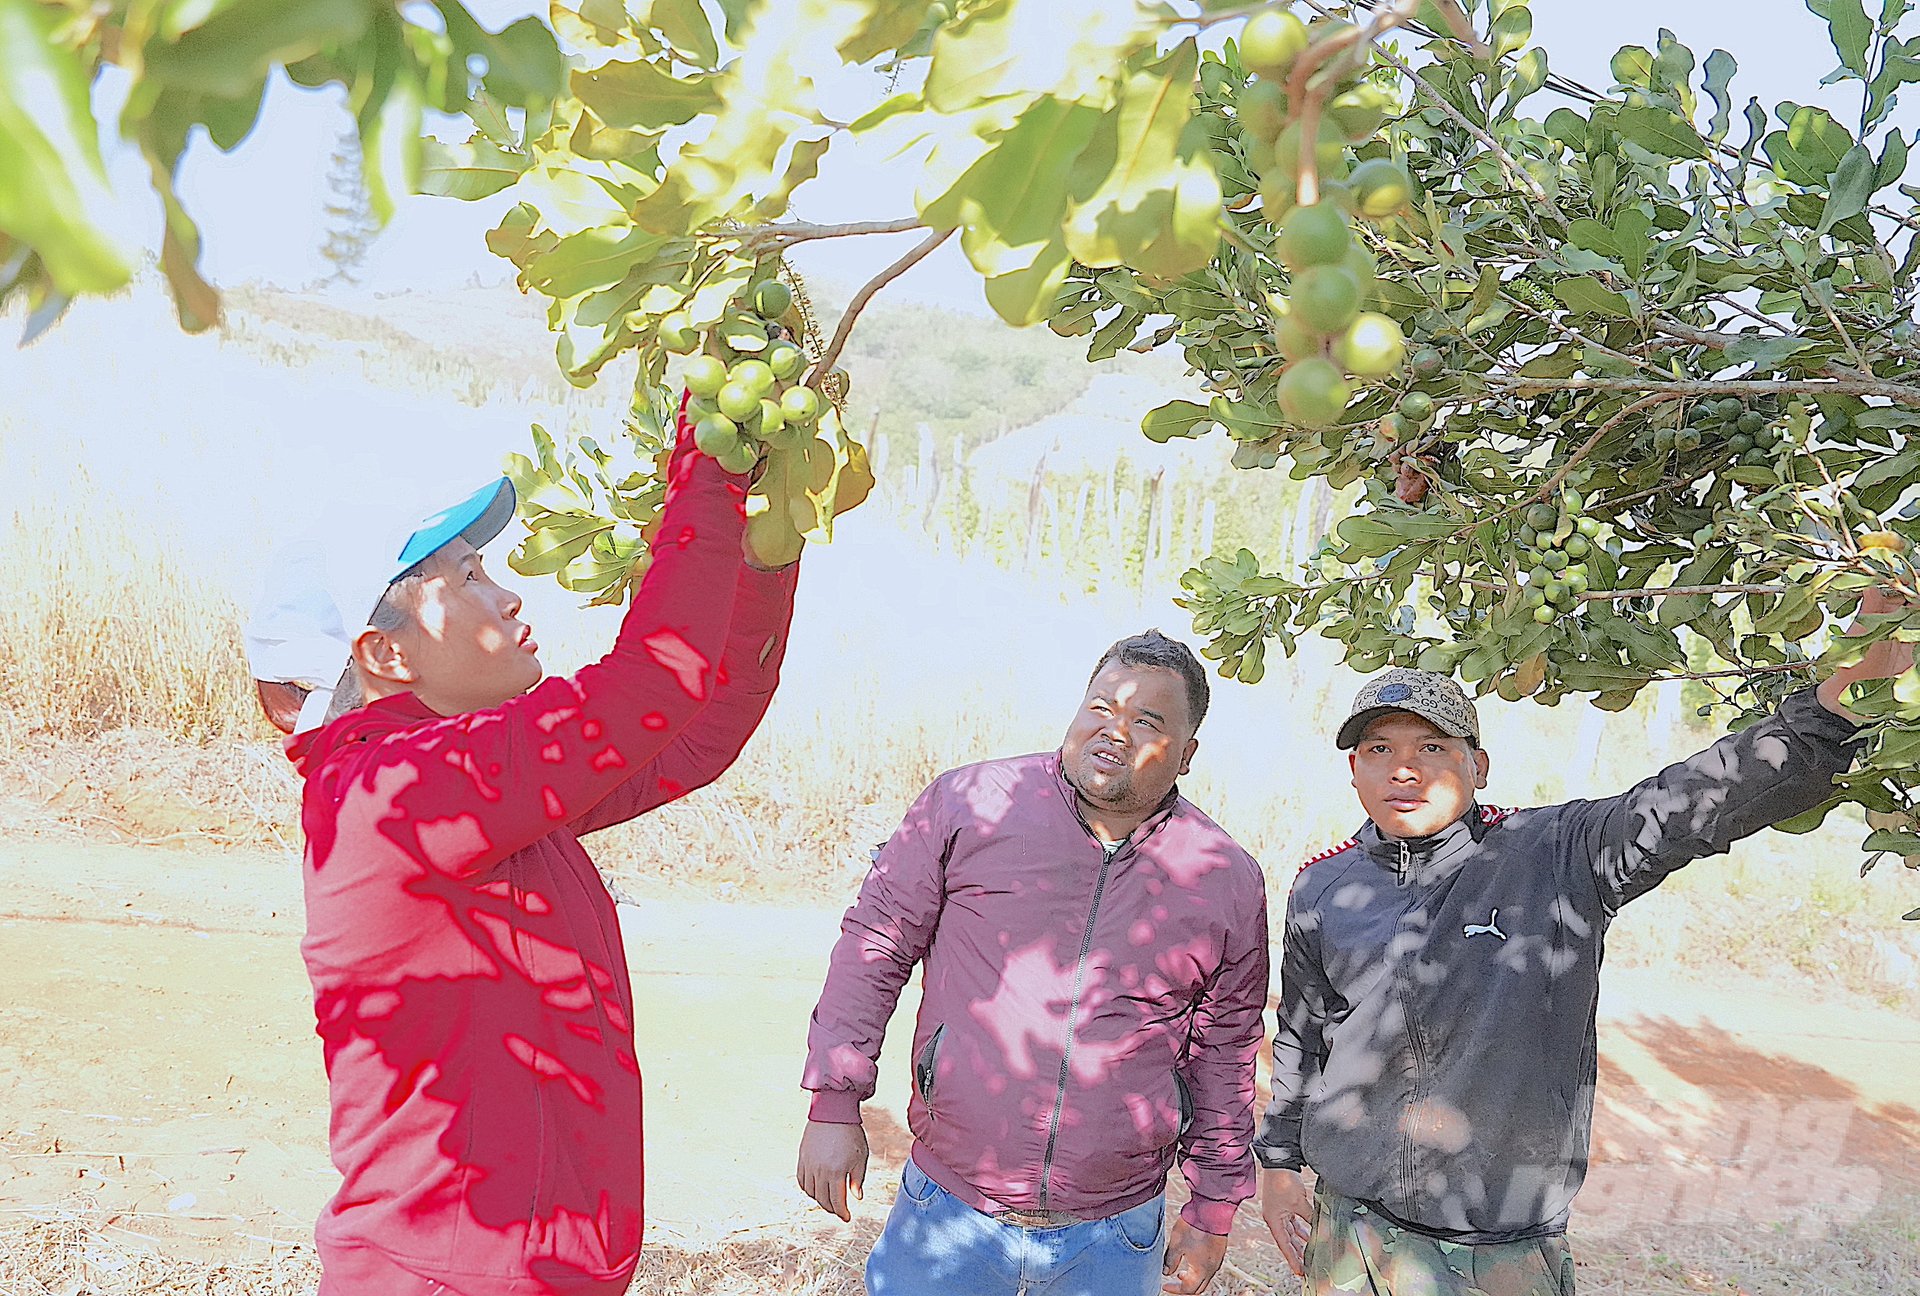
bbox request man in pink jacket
[246,411,796,1294]
[797,631,1270,1296]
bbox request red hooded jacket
[287,432,796,1294]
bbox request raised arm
[328,423,750,880]
[1564,686,1862,910]
[568,556,800,837]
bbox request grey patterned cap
[1336,667,1480,749]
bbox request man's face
[1061,662,1198,819]
[373,539,543,714]
[1348,712,1490,840]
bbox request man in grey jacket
[1256,594,1911,1295]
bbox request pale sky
[82,2,1913,314]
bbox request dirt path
[3,836,1917,1292]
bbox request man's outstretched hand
[1161,1217,1227,1294]
[1819,587,1917,721]
[796,1119,867,1222]
[1259,1167,1314,1277]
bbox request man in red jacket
[797,631,1270,1296]
[246,413,796,1295]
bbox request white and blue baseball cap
[245,477,517,733]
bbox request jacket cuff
[807,1090,864,1124]
[1179,1193,1240,1236]
[1785,683,1867,740]
[1254,1140,1305,1172]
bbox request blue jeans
[865,1158,1167,1296]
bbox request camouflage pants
[1303,1185,1575,1296]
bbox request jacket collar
[1355,803,1491,885]
[1049,752,1183,851]
[285,691,439,778]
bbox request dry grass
[0,503,263,745]
[0,1203,320,1296]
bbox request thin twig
[805,227,954,384]
[1517,392,1675,514]
[1499,289,1665,376]
[1349,12,1570,225]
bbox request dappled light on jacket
[805,753,1269,1236]
[285,430,799,1294]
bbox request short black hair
[1089,630,1210,733]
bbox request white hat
[245,478,517,732]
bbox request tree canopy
[9,0,1920,886]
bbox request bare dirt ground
[2,832,1917,1295]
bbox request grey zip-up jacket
[1254,687,1862,1243]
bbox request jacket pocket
[913,1024,946,1112]
[1174,1072,1194,1142]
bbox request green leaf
[567,109,663,164]
[200,80,269,153]
[573,58,718,129]
[1816,143,1877,233]
[1605,103,1707,158]
[431,3,567,105]
[641,0,721,67]
[1489,4,1532,61]
[1864,827,1920,854]
[1805,0,1874,78]
[839,0,928,63]
[982,237,1075,327]
[1762,106,1854,185]
[1701,49,1737,141]
[925,95,1105,277]
[525,225,665,298]
[1876,130,1911,191]
[1723,333,1819,368]
[1502,48,1549,114]
[143,0,371,98]
[1064,39,1223,280]
[1141,399,1213,442]
[420,136,530,199]
[1551,276,1633,318]
[361,62,425,224]
[925,0,1146,111]
[754,134,831,219]
[712,0,760,42]
[1865,33,1920,131]
[0,0,133,295]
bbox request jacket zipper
[1396,839,1411,887]
[1037,843,1119,1210]
[1390,860,1431,1211]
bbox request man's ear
[352,627,416,687]
[1179,737,1199,776]
[1348,750,1359,789]
[1473,747,1491,790]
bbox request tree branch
[1494,374,1920,402]
[1459,577,1795,599]
[805,226,954,386]
[731,218,926,252]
